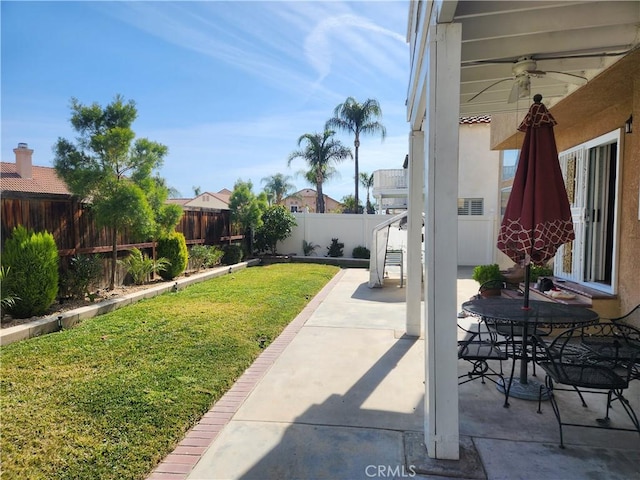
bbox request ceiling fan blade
[507,81,520,103]
[544,70,588,85]
[467,78,513,103]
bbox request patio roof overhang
[451,0,639,118]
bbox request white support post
[423,22,461,460]
[406,130,424,337]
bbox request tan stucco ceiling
[450,1,640,117]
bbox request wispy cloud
[304,13,406,82]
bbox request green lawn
[0,263,339,480]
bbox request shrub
[472,264,504,285]
[189,245,224,271]
[189,245,209,272]
[204,246,224,267]
[253,205,297,255]
[119,248,170,285]
[303,240,319,256]
[222,244,244,265]
[157,232,188,280]
[352,246,370,259]
[529,264,554,282]
[326,238,344,258]
[0,267,20,320]
[60,255,103,300]
[1,226,59,318]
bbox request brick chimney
[14,143,33,179]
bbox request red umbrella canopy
[497,94,575,266]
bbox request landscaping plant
[352,246,370,259]
[0,266,20,320]
[326,237,344,257]
[60,254,104,300]
[253,205,297,255]
[157,232,188,280]
[472,263,504,286]
[303,240,319,256]
[1,226,59,318]
[119,247,170,285]
[222,243,244,265]
[189,245,224,271]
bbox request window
[290,205,299,213]
[501,149,519,181]
[555,129,621,294]
[500,188,511,216]
[458,198,484,216]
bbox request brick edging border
[147,268,347,480]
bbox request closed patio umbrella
[497,94,575,308]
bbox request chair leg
[539,377,565,448]
[597,389,640,436]
[573,386,588,407]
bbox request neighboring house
[167,190,230,210]
[1,143,75,249]
[372,116,501,266]
[282,188,343,213]
[1,143,233,253]
[1,143,71,198]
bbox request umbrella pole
[523,264,531,309]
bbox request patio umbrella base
[497,377,550,401]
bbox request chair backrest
[539,325,639,383]
[385,250,403,266]
[609,303,640,326]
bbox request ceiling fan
[468,56,588,104]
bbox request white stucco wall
[457,122,501,265]
[277,213,404,257]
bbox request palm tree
[359,172,374,213]
[288,130,352,213]
[261,173,296,205]
[326,97,386,212]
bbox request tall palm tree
[261,173,296,205]
[326,97,386,212]
[359,172,374,214]
[288,130,352,213]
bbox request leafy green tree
[339,194,363,214]
[229,180,268,256]
[261,173,296,205]
[254,205,297,255]
[54,95,178,289]
[326,97,386,212]
[359,171,375,213]
[287,130,352,213]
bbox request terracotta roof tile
[0,162,71,195]
[459,115,492,124]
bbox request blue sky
[1,0,410,201]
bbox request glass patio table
[461,298,600,400]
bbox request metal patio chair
[458,318,512,407]
[535,325,640,448]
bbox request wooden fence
[1,195,241,287]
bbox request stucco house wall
[457,120,501,265]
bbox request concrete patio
[149,267,640,480]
